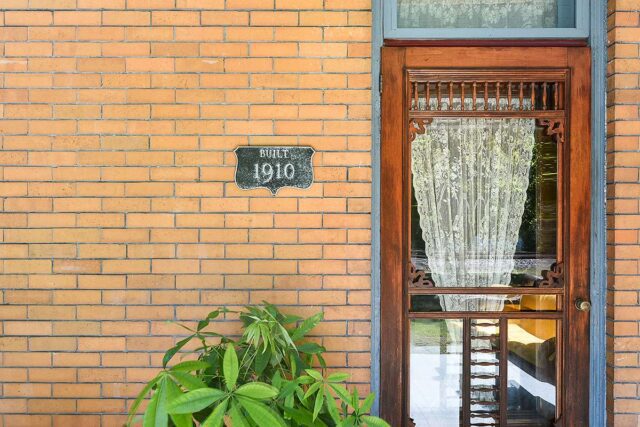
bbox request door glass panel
[410,294,558,312]
[409,116,562,426]
[507,319,557,425]
[410,319,463,427]
[397,0,576,29]
[411,120,558,290]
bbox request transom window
[384,0,588,39]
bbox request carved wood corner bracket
[408,118,432,143]
[537,118,565,144]
[409,263,435,289]
[536,261,564,288]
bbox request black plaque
[234,146,315,195]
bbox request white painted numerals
[253,162,295,183]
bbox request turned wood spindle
[437,82,442,111]
[484,82,488,111]
[461,81,465,111]
[554,82,559,110]
[507,82,512,111]
[558,82,563,110]
[472,81,477,111]
[413,82,418,110]
[496,82,501,111]
[542,82,548,110]
[449,81,453,111]
[530,82,536,111]
[425,81,430,111]
[519,81,524,111]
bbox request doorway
[380,47,591,426]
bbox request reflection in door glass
[507,319,557,425]
[410,294,558,312]
[410,319,462,427]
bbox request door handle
[575,298,591,312]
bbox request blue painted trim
[370,0,383,416]
[589,0,607,425]
[384,0,589,39]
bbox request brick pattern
[0,2,372,425]
[607,1,640,425]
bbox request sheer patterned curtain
[411,118,536,314]
[398,0,558,28]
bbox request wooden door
[380,47,590,427]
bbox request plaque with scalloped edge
[234,146,315,195]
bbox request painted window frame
[383,0,589,39]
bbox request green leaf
[271,371,282,389]
[361,415,392,427]
[223,345,239,391]
[254,347,270,375]
[143,377,168,427]
[283,407,329,427]
[237,396,287,427]
[283,313,302,325]
[170,360,210,372]
[243,325,254,348]
[278,379,299,399]
[324,388,341,424]
[165,378,192,427]
[298,375,314,385]
[303,382,322,401]
[329,384,351,404]
[200,398,228,427]
[305,369,323,380]
[327,373,349,383]
[312,385,324,420]
[360,393,375,414]
[125,374,160,426]
[163,336,193,368]
[143,387,159,427]
[235,382,279,400]
[168,388,226,414]
[258,323,271,352]
[290,353,301,376]
[291,312,323,341]
[351,388,359,410]
[197,310,220,331]
[297,342,326,354]
[341,415,357,427]
[169,371,207,391]
[229,402,250,427]
[316,352,327,369]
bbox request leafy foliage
[127,303,390,427]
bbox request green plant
[126,303,390,427]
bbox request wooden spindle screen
[408,69,567,118]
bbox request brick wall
[0,1,372,425]
[607,0,640,425]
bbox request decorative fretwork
[536,261,564,288]
[408,118,429,143]
[537,118,565,144]
[408,262,435,289]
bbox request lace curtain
[411,118,536,313]
[398,0,558,29]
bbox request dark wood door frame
[380,46,591,426]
